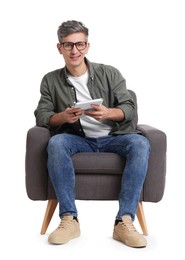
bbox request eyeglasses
[60,41,87,51]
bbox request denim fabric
[47,133,150,220]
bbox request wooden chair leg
[136,201,148,236]
[40,199,58,235]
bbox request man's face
[57,32,90,68]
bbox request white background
[0,0,184,259]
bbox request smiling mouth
[70,55,80,60]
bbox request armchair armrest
[137,124,167,153]
[25,126,51,200]
[137,124,167,202]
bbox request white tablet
[74,98,103,110]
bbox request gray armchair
[25,90,167,236]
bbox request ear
[84,42,90,54]
[57,43,63,54]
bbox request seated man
[34,20,150,248]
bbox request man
[34,20,150,248]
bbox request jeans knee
[128,135,151,157]
[137,136,151,156]
[47,134,64,153]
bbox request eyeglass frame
[60,41,88,51]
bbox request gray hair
[57,20,89,43]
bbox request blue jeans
[47,133,150,221]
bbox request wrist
[107,108,124,121]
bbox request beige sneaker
[113,215,147,248]
[48,215,80,244]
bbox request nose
[71,44,78,53]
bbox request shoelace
[58,219,73,229]
[120,219,137,233]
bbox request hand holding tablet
[74,98,103,110]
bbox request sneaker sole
[48,230,80,245]
[113,231,147,248]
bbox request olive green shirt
[34,58,140,136]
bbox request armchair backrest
[128,89,138,126]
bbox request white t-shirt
[68,71,111,138]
